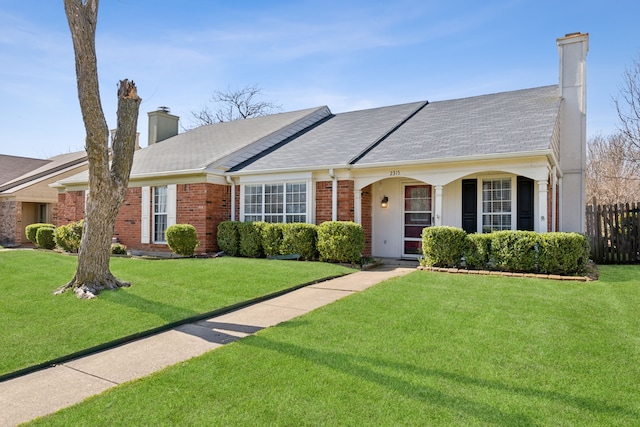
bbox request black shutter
[517,176,534,231]
[462,179,477,233]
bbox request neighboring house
[54,33,588,259]
[0,151,88,246]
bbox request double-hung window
[482,178,512,232]
[153,186,168,242]
[243,182,307,223]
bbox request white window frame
[241,181,309,223]
[143,184,176,244]
[153,186,168,243]
[480,176,515,233]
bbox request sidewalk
[0,266,414,427]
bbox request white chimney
[148,106,179,146]
[557,32,588,233]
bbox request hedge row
[422,226,590,275]
[217,221,364,263]
[25,221,128,255]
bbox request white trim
[141,186,150,244]
[167,184,177,228]
[434,185,443,226]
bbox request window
[243,182,307,223]
[286,183,306,223]
[482,178,512,232]
[153,186,168,242]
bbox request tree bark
[57,0,141,299]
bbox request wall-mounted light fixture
[381,196,389,208]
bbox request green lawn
[0,250,354,376]
[28,265,640,426]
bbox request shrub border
[418,265,595,282]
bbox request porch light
[381,196,389,208]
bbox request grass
[27,264,640,426]
[0,250,354,376]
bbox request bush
[280,223,318,260]
[238,222,264,258]
[538,232,590,275]
[260,223,284,257]
[54,220,83,253]
[165,224,199,256]
[317,221,364,263]
[35,227,56,250]
[25,223,55,246]
[421,226,468,268]
[464,233,493,270]
[490,230,541,272]
[217,221,240,256]
[111,243,128,255]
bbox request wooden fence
[586,202,640,264]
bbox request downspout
[226,175,236,221]
[551,166,557,232]
[329,169,337,221]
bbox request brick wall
[337,180,354,221]
[113,187,142,249]
[0,200,17,246]
[315,181,333,224]
[315,180,355,224]
[113,183,231,253]
[56,191,85,225]
[361,184,372,256]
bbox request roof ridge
[348,101,429,165]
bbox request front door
[403,184,432,257]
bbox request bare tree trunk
[57,0,141,299]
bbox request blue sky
[0,0,639,159]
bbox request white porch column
[538,180,549,232]
[434,185,443,226]
[551,167,557,232]
[354,188,362,225]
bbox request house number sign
[389,170,401,176]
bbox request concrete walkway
[0,266,414,427]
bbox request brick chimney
[147,106,179,146]
[557,32,588,233]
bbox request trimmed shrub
[422,226,468,268]
[35,227,56,250]
[25,223,55,246]
[111,243,128,255]
[280,223,318,260]
[464,233,493,270]
[538,232,590,275]
[166,224,199,256]
[261,223,284,257]
[238,222,264,258]
[317,221,364,263]
[54,220,83,253]
[217,221,240,256]
[490,230,541,272]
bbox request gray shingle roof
[232,85,560,173]
[356,85,561,165]
[231,101,427,172]
[130,106,330,176]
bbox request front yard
[0,250,353,376]
[25,263,640,426]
